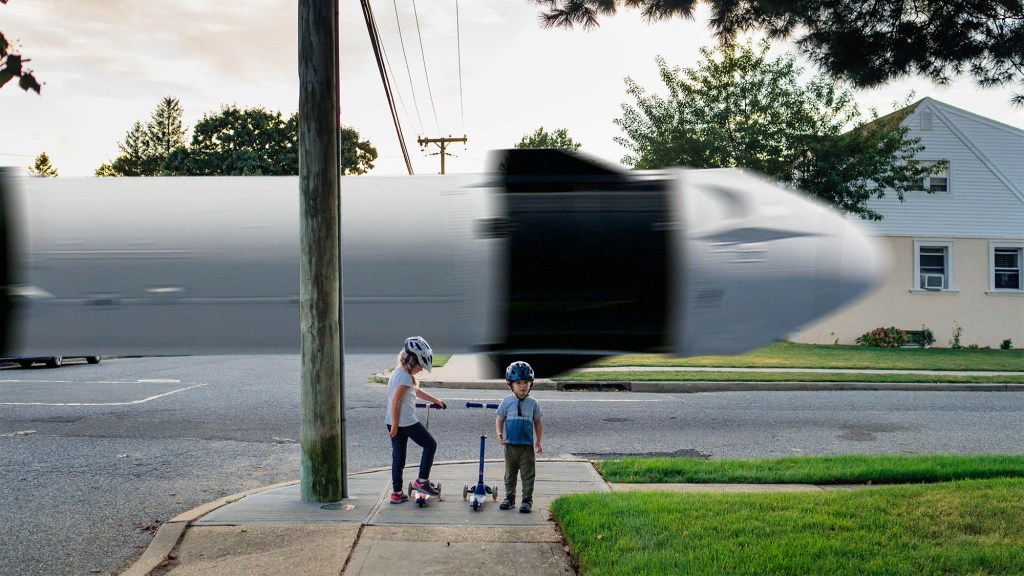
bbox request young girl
[385,336,447,503]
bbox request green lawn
[596,454,1024,484]
[553,455,1024,575]
[556,370,1024,383]
[552,480,1024,576]
[587,341,1024,371]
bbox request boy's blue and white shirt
[496,395,543,445]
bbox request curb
[119,480,298,576]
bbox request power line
[411,0,442,135]
[455,0,465,132]
[391,0,425,135]
[361,0,414,175]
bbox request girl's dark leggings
[387,422,437,493]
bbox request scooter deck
[408,481,443,507]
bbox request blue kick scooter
[463,402,500,511]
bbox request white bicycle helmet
[403,336,433,372]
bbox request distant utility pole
[418,135,467,174]
[297,0,345,503]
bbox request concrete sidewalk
[124,459,604,576]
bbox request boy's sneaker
[412,479,440,496]
[389,491,408,504]
[499,497,515,510]
[519,500,532,513]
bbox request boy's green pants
[504,444,536,502]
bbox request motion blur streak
[0,151,886,376]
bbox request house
[794,97,1024,348]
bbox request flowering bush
[856,326,909,348]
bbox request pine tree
[28,152,58,177]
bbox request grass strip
[589,342,1024,371]
[552,479,1024,576]
[556,370,1024,383]
[595,454,1024,485]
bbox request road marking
[1,429,37,436]
[0,383,208,406]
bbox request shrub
[1001,339,1014,350]
[949,321,963,349]
[856,327,909,348]
[911,326,935,347]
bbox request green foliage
[28,152,57,177]
[96,97,185,176]
[950,321,964,349]
[912,326,936,347]
[147,96,187,161]
[531,0,1024,108]
[338,125,378,175]
[514,127,582,151]
[164,105,298,176]
[164,105,377,176]
[857,326,909,348]
[616,39,937,220]
[1002,339,1014,350]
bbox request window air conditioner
[923,273,944,290]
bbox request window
[914,240,954,291]
[990,242,1023,292]
[922,162,948,192]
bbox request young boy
[495,361,543,513]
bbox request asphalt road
[1,355,1022,575]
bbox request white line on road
[0,383,209,406]
[1,430,37,436]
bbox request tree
[95,121,156,176]
[28,152,57,177]
[0,0,41,93]
[147,97,187,162]
[616,40,940,220]
[338,125,378,175]
[95,96,185,176]
[530,0,1024,107]
[164,105,299,176]
[514,127,582,150]
[165,105,377,176]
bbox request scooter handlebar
[465,402,500,409]
[415,402,446,409]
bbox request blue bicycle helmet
[404,336,433,372]
[505,361,534,383]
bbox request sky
[2,0,1022,178]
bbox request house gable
[861,98,1024,239]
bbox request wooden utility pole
[418,135,467,174]
[298,0,344,503]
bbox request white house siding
[795,237,1024,348]
[862,101,1023,239]
[793,98,1024,349]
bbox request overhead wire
[360,0,414,174]
[455,0,465,132]
[411,0,442,136]
[391,0,425,136]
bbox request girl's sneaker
[412,479,441,496]
[389,491,408,504]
